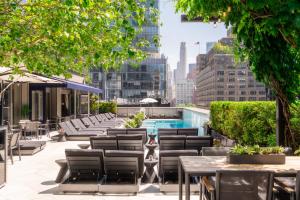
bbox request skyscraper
[90,0,167,103]
[177,42,187,80]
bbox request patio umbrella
[139,98,158,104]
[140,98,158,117]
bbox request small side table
[142,159,158,183]
[55,159,67,183]
[78,144,90,149]
[148,133,157,144]
[145,143,158,159]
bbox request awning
[63,80,102,94]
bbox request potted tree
[21,104,30,119]
[228,145,285,164]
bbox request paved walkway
[0,133,198,200]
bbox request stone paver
[0,133,198,200]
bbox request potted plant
[228,145,285,164]
[21,104,30,119]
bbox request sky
[159,0,228,70]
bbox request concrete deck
[0,132,198,200]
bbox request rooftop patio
[0,133,200,200]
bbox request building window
[217,97,224,100]
[228,97,235,101]
[249,97,256,101]
[259,91,266,95]
[239,97,246,101]
[240,85,246,89]
[229,78,235,82]
[217,71,224,75]
[229,91,235,95]
[92,72,99,82]
[250,91,256,95]
[217,91,224,95]
[259,97,266,100]
[217,78,224,82]
[240,91,246,95]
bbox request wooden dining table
[178,156,300,200]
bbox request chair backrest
[108,112,116,118]
[127,128,147,144]
[59,122,72,135]
[177,128,198,136]
[65,149,104,178]
[117,134,143,151]
[81,117,94,127]
[90,136,118,150]
[71,119,86,130]
[107,128,127,136]
[99,114,108,121]
[159,135,186,150]
[104,113,112,120]
[65,121,79,134]
[104,150,143,177]
[25,121,40,132]
[9,132,20,148]
[95,115,103,122]
[202,147,230,156]
[89,116,101,126]
[158,128,178,143]
[185,136,213,152]
[215,170,274,200]
[159,150,198,177]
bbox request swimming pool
[141,108,209,135]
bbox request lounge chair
[201,170,274,200]
[59,122,102,141]
[90,135,118,151]
[159,149,198,192]
[81,117,111,128]
[71,119,107,131]
[90,116,122,127]
[101,150,144,193]
[185,136,213,153]
[18,140,46,155]
[201,147,230,156]
[59,149,104,193]
[107,128,127,136]
[117,134,143,151]
[159,135,186,150]
[127,128,147,144]
[177,128,198,136]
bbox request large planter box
[227,154,286,165]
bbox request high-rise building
[176,42,187,80]
[195,35,267,107]
[188,63,196,74]
[90,0,167,103]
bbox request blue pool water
[141,108,209,135]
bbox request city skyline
[159,1,227,69]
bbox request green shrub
[210,101,300,146]
[125,111,145,128]
[98,102,117,114]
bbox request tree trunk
[276,98,285,146]
[271,76,295,148]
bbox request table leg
[55,165,68,183]
[179,160,182,200]
[185,172,190,200]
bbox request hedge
[210,101,300,146]
[91,101,117,114]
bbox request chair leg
[18,144,21,161]
[9,147,13,165]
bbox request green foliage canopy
[0,0,159,77]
